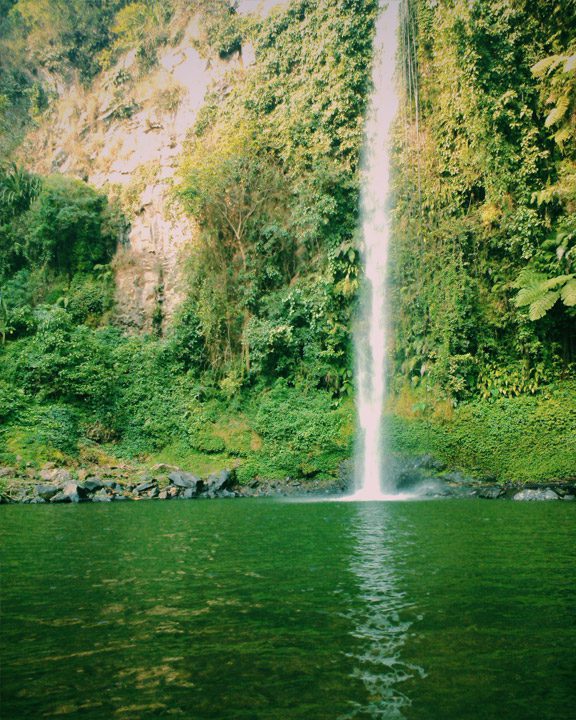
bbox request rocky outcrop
[34,484,60,501]
[168,471,203,493]
[0,465,240,504]
[513,488,559,502]
[1,455,575,505]
[49,482,90,503]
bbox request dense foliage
[0,0,574,482]
[177,0,378,394]
[391,0,576,405]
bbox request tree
[178,121,288,373]
[180,121,286,271]
[0,162,40,220]
[0,163,41,277]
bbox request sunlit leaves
[545,95,569,127]
[560,278,576,306]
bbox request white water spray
[352,0,400,500]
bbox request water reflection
[341,503,425,719]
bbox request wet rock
[49,492,71,504]
[92,489,112,502]
[134,480,156,495]
[29,497,46,504]
[104,481,124,492]
[148,486,159,498]
[406,454,446,472]
[158,489,170,500]
[168,471,202,492]
[84,477,105,492]
[478,486,504,500]
[204,469,233,494]
[513,488,559,501]
[338,460,353,488]
[219,489,236,499]
[562,494,575,501]
[441,471,470,484]
[417,479,451,497]
[34,484,60,501]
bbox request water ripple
[340,504,425,719]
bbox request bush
[24,175,120,277]
[33,405,80,455]
[237,382,350,481]
[0,379,26,423]
[11,308,118,412]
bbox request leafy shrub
[65,273,115,325]
[236,382,350,481]
[0,379,26,422]
[24,175,120,276]
[390,381,576,482]
[12,308,118,412]
[33,405,80,455]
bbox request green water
[1,499,574,719]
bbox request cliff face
[20,17,248,331]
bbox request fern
[513,268,547,289]
[545,95,570,127]
[515,271,576,319]
[531,55,562,78]
[529,291,559,320]
[542,274,573,290]
[561,278,576,306]
[554,127,571,146]
[515,285,548,308]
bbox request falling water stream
[353,0,400,500]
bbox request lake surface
[1,498,575,719]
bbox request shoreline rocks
[0,455,575,505]
[0,465,241,505]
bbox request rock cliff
[19,16,252,331]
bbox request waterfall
[352,0,400,500]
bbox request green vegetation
[390,381,576,482]
[391,0,575,401]
[0,0,574,484]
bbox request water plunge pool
[1,498,574,719]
